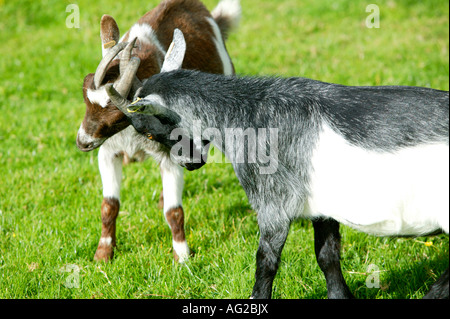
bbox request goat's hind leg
[313,218,354,298]
[251,216,291,299]
[423,267,449,299]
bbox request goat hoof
[173,248,195,263]
[94,246,114,262]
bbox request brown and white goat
[76,0,241,262]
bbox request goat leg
[313,218,354,299]
[251,219,290,299]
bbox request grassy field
[0,0,448,299]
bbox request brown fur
[165,205,195,261]
[165,206,186,242]
[100,15,120,45]
[80,0,234,142]
[94,197,120,262]
[81,71,130,140]
[80,0,238,263]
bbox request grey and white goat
[107,30,449,299]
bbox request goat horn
[120,37,137,74]
[119,38,142,99]
[114,56,141,98]
[105,84,129,114]
[94,41,127,89]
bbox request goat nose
[76,125,102,151]
[76,133,95,152]
[76,137,93,152]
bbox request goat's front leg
[312,218,354,298]
[251,217,291,299]
[160,157,191,263]
[94,145,123,262]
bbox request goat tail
[211,0,241,40]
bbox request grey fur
[133,71,448,227]
[115,69,449,299]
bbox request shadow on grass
[353,251,448,299]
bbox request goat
[76,0,241,263]
[106,30,449,298]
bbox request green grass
[0,0,448,299]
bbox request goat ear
[100,15,120,57]
[160,28,186,73]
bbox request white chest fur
[305,123,449,236]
